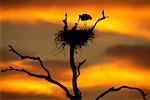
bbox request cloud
[1,0,150,8]
[137,18,150,32]
[105,44,150,67]
[0,46,71,81]
[1,92,64,100]
[0,47,17,62]
[25,59,71,81]
[1,19,150,68]
[0,46,38,62]
[81,85,150,100]
[1,86,150,100]
[1,20,62,55]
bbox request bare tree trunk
[70,44,82,99]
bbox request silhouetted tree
[1,10,148,100]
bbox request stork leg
[83,21,87,29]
[85,21,87,28]
[82,21,85,29]
[84,21,85,29]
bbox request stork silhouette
[78,14,92,28]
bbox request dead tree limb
[8,45,50,78]
[77,59,86,78]
[90,10,108,31]
[1,45,73,99]
[1,66,47,79]
[69,45,81,98]
[96,86,148,100]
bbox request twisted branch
[1,45,73,99]
[96,86,148,100]
[1,66,47,79]
[8,45,50,78]
[90,10,108,31]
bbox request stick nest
[55,29,95,50]
[55,12,107,50]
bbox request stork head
[89,16,92,20]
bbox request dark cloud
[25,59,69,70]
[1,0,54,8]
[0,46,71,81]
[25,59,71,81]
[81,85,150,100]
[44,59,71,81]
[1,20,150,67]
[44,59,69,68]
[105,44,150,67]
[1,0,150,8]
[1,86,150,100]
[80,30,150,67]
[138,18,150,32]
[1,92,65,100]
[0,47,36,62]
[0,47,17,62]
[1,19,150,69]
[1,20,72,82]
[1,20,61,56]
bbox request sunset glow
[1,58,150,98]
[1,6,150,39]
[1,0,150,100]
[79,59,150,88]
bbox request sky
[0,0,150,100]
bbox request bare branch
[90,10,108,31]
[2,45,74,98]
[46,78,73,98]
[1,66,47,79]
[77,59,86,78]
[63,13,68,31]
[1,66,73,98]
[96,86,148,100]
[9,45,50,78]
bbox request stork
[78,14,92,28]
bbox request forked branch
[1,66,47,79]
[91,10,108,31]
[96,86,147,100]
[8,45,50,78]
[1,45,73,99]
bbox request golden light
[1,3,150,99]
[79,58,150,88]
[1,6,150,39]
[1,77,54,95]
[1,58,149,97]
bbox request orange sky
[1,1,150,100]
[1,6,150,39]
[1,58,150,99]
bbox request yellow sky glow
[79,58,150,88]
[1,4,150,99]
[1,58,150,96]
[1,6,150,39]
